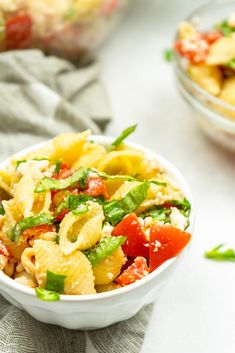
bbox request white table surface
[98,1,235,352]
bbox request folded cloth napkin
[0,49,153,353]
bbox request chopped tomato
[6,14,32,50]
[174,33,209,64]
[112,213,149,258]
[84,176,108,198]
[149,224,191,272]
[201,31,222,45]
[0,240,9,257]
[53,162,72,180]
[116,257,149,286]
[22,224,54,238]
[102,0,118,16]
[55,208,69,222]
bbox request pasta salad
[174,15,235,116]
[0,127,191,300]
[0,0,128,60]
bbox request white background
[98,0,235,352]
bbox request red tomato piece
[22,224,54,239]
[174,33,209,64]
[84,176,108,198]
[55,208,69,222]
[201,31,222,45]
[149,224,191,272]
[116,257,149,286]
[53,163,72,180]
[6,14,32,50]
[112,213,149,258]
[0,240,9,257]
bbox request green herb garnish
[54,160,62,174]
[226,58,235,69]
[140,205,171,222]
[35,167,89,193]
[55,194,104,216]
[164,48,174,62]
[85,236,127,266]
[16,157,49,169]
[0,201,5,216]
[45,270,67,293]
[35,288,60,301]
[103,182,150,225]
[9,213,54,243]
[108,124,137,151]
[215,20,235,36]
[205,244,235,262]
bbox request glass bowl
[173,0,235,151]
[0,0,131,61]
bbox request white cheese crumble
[170,207,187,230]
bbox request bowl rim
[173,0,235,131]
[0,135,195,302]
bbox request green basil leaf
[95,170,166,186]
[72,203,89,215]
[108,124,137,150]
[0,201,5,216]
[164,48,174,62]
[140,205,171,222]
[35,288,60,301]
[45,270,67,293]
[54,160,62,174]
[226,58,235,69]
[35,167,90,193]
[215,20,235,36]
[9,213,54,243]
[55,194,104,216]
[205,244,235,262]
[103,182,150,225]
[16,157,49,170]
[85,236,127,266]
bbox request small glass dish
[173,0,235,151]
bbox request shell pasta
[0,127,192,300]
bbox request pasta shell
[32,240,96,295]
[206,37,235,65]
[188,64,222,96]
[93,247,126,285]
[59,202,104,255]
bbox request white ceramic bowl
[0,136,195,330]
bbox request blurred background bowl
[0,0,132,61]
[173,0,235,152]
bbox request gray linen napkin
[0,49,152,353]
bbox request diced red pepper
[116,256,149,286]
[22,224,54,239]
[84,176,108,198]
[6,14,32,50]
[112,213,149,258]
[0,240,9,257]
[149,224,191,272]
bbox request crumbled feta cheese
[102,223,114,238]
[107,272,113,280]
[170,207,187,230]
[151,240,161,252]
[137,217,144,227]
[144,217,153,228]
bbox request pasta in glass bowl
[0,0,131,60]
[0,128,194,329]
[173,0,235,151]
